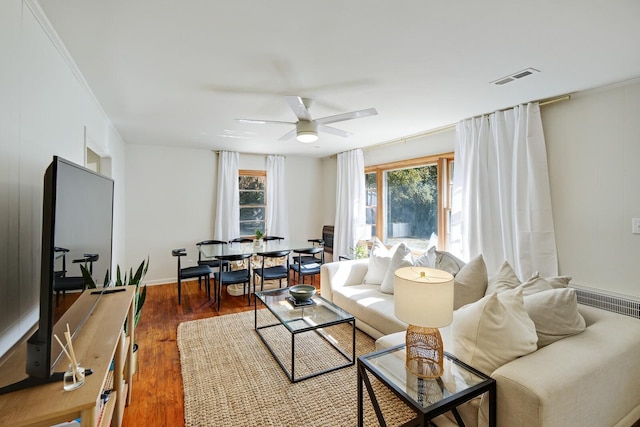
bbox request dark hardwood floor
[122,276,318,426]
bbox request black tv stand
[0,372,64,396]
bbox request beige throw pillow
[413,246,436,268]
[546,275,572,289]
[485,261,521,295]
[523,288,586,348]
[451,288,538,375]
[518,274,554,296]
[435,250,466,276]
[452,255,488,309]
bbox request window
[365,154,453,251]
[239,170,266,237]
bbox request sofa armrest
[320,259,370,302]
[486,305,640,427]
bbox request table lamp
[394,266,454,379]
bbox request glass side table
[358,344,496,427]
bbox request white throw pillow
[363,238,396,285]
[452,255,488,309]
[485,261,520,295]
[451,288,538,375]
[380,243,414,294]
[523,288,586,348]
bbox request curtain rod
[361,94,571,153]
[212,150,285,158]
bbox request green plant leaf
[115,265,122,287]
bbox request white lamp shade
[394,267,454,328]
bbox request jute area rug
[177,310,414,426]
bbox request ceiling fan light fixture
[296,120,318,143]
[296,131,318,143]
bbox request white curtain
[334,149,366,260]
[214,151,239,241]
[266,155,289,238]
[451,102,558,279]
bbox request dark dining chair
[290,247,324,285]
[213,253,253,310]
[229,237,253,244]
[172,248,212,304]
[196,240,230,281]
[253,250,291,296]
[53,250,99,306]
[262,236,284,241]
[293,239,325,265]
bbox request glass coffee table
[358,344,496,426]
[254,287,355,383]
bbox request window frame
[238,169,267,238]
[365,153,454,250]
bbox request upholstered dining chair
[213,253,253,310]
[290,247,324,285]
[253,250,291,296]
[171,248,212,304]
[196,240,230,283]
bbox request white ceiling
[37,1,640,158]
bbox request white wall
[0,0,127,357]
[543,79,640,297]
[124,147,325,284]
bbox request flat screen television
[0,156,114,394]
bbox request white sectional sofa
[320,254,640,427]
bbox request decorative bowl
[289,284,316,302]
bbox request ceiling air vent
[491,67,539,86]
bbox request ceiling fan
[236,96,378,143]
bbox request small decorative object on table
[288,284,316,302]
[254,229,264,247]
[55,323,86,391]
[63,363,85,391]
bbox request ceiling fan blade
[236,119,295,125]
[315,108,378,125]
[278,129,297,141]
[285,96,313,121]
[318,124,353,138]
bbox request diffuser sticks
[54,324,85,390]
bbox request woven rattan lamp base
[405,325,444,379]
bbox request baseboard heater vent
[574,287,640,319]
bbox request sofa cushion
[332,284,406,336]
[363,238,399,285]
[523,288,586,348]
[451,288,538,375]
[380,243,414,294]
[453,254,488,309]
